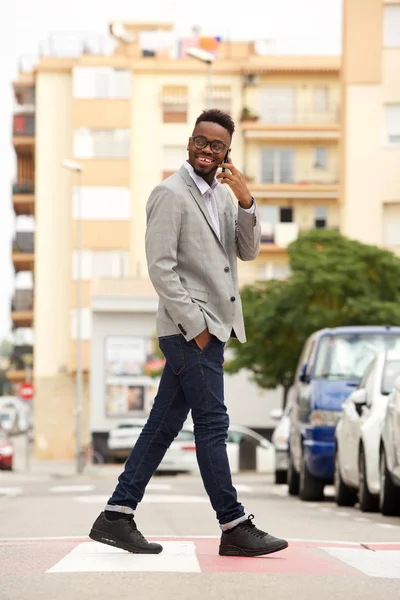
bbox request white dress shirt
[184,161,254,241]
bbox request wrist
[238,194,253,209]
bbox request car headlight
[0,446,13,456]
[310,410,342,427]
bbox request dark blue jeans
[107,334,245,525]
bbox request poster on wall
[104,336,160,417]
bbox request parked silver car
[379,374,400,516]
[271,402,292,484]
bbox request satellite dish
[111,22,133,44]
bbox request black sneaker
[219,514,288,557]
[89,512,163,554]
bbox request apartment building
[8,22,341,458]
[341,0,400,254]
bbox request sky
[0,0,342,342]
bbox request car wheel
[275,470,287,485]
[287,452,299,496]
[334,450,357,506]
[379,449,400,516]
[299,450,324,502]
[359,446,379,512]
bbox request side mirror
[352,389,367,406]
[299,364,309,383]
[270,408,283,421]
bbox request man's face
[187,121,231,181]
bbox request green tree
[225,229,400,407]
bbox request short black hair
[195,109,235,137]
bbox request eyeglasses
[189,135,228,154]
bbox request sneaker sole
[89,527,163,555]
[219,540,289,557]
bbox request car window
[313,334,400,381]
[382,360,400,395]
[295,336,314,380]
[175,430,194,441]
[226,430,243,444]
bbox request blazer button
[224,267,230,273]
[230,296,236,302]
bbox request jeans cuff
[105,504,134,515]
[220,514,247,531]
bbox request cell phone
[222,149,230,173]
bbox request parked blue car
[287,326,400,501]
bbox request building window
[260,148,295,183]
[260,87,296,123]
[313,86,329,112]
[384,5,400,48]
[314,147,328,169]
[209,86,231,113]
[72,67,131,99]
[383,203,400,251]
[162,146,187,179]
[162,86,188,123]
[314,206,328,229]
[280,207,293,223]
[385,105,400,145]
[72,187,131,220]
[72,251,129,280]
[74,128,130,158]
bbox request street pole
[76,171,83,474]
[206,60,212,109]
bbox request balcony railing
[13,232,34,253]
[14,104,35,114]
[12,181,35,194]
[11,290,34,312]
[13,114,35,136]
[242,108,340,125]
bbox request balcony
[6,344,34,384]
[259,222,299,255]
[241,109,340,141]
[247,181,339,200]
[12,181,35,216]
[11,290,34,327]
[12,232,35,272]
[12,114,35,152]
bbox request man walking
[90,109,288,558]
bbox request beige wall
[79,159,130,186]
[383,50,400,101]
[341,86,383,244]
[34,72,72,378]
[73,99,130,128]
[343,0,383,84]
[71,221,131,249]
[34,374,90,459]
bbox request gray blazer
[145,165,261,343]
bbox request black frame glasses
[189,135,228,154]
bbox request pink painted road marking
[194,539,358,575]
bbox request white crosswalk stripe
[46,541,201,573]
[0,487,22,496]
[322,547,400,579]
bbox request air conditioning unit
[244,74,259,86]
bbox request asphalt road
[1,459,400,600]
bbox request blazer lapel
[178,165,223,246]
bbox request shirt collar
[184,161,219,196]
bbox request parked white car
[107,419,147,461]
[161,424,275,475]
[271,403,292,484]
[380,374,400,516]
[334,350,400,511]
[107,421,275,474]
